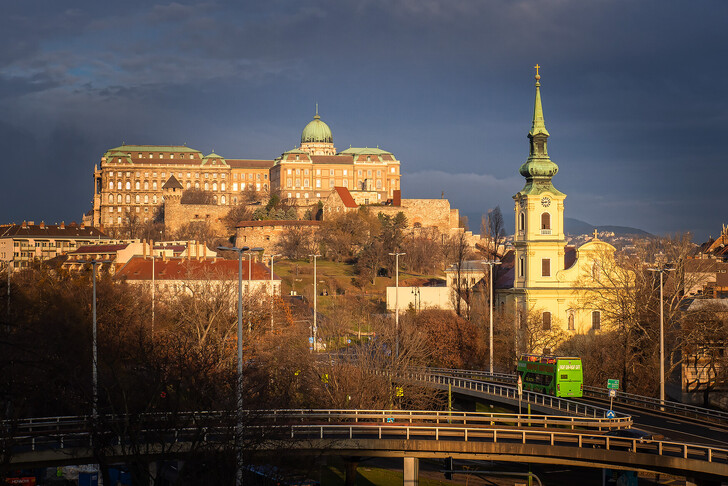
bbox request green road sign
[607,379,620,390]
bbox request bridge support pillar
[403,457,419,486]
[343,457,359,486]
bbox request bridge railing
[401,370,631,422]
[426,367,728,425]
[8,419,728,469]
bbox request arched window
[221,182,226,191]
[213,195,218,204]
[567,310,575,331]
[152,181,158,190]
[592,311,601,330]
[186,182,191,189]
[221,195,226,204]
[204,182,209,191]
[144,181,149,190]
[125,181,130,190]
[108,194,113,203]
[117,194,122,203]
[153,195,157,204]
[213,182,218,191]
[195,182,200,189]
[117,181,122,190]
[135,195,140,203]
[135,181,140,190]
[541,212,551,230]
[125,194,131,204]
[542,312,551,331]
[144,195,149,203]
[108,181,113,190]
[519,212,525,232]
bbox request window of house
[542,258,551,277]
[295,178,301,187]
[304,179,309,187]
[316,179,321,188]
[316,169,321,175]
[541,212,551,230]
[343,179,348,187]
[329,180,335,188]
[256,183,260,190]
[117,194,122,203]
[376,180,382,189]
[125,195,130,203]
[152,182,158,190]
[144,181,149,190]
[542,312,551,330]
[135,181,140,190]
[592,311,601,330]
[519,257,525,277]
[367,169,372,177]
[108,181,113,190]
[186,182,191,189]
[233,183,238,191]
[204,182,209,190]
[213,182,218,191]
[390,167,395,173]
[221,195,226,204]
[519,212,525,232]
[135,195,140,203]
[195,182,200,189]
[108,194,113,203]
[144,195,149,203]
[330,169,334,175]
[117,181,122,190]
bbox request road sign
[607,379,620,390]
[606,410,616,419]
[609,388,616,398]
[309,337,314,344]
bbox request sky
[1,1,727,241]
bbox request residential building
[0,221,109,270]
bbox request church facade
[496,70,620,351]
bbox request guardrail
[8,420,728,473]
[402,370,630,421]
[427,368,728,425]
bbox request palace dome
[301,113,333,144]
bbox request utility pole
[309,254,321,352]
[483,260,501,374]
[648,261,673,410]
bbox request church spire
[517,66,562,196]
[529,64,550,138]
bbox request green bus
[517,354,583,398]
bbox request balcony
[540,229,552,235]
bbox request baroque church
[495,68,620,346]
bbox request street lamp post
[483,260,502,374]
[216,245,251,486]
[78,259,112,419]
[647,262,674,409]
[389,252,406,359]
[265,253,281,331]
[309,254,321,352]
[244,248,264,333]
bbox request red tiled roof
[311,155,354,165]
[72,244,130,254]
[0,223,108,239]
[334,187,357,208]
[236,220,321,228]
[115,256,275,281]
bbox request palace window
[376,180,382,189]
[343,179,348,187]
[542,258,551,277]
[144,181,149,190]
[108,194,113,203]
[316,179,321,188]
[186,182,191,189]
[135,181,140,190]
[221,182,226,191]
[592,311,601,330]
[117,195,122,203]
[144,195,149,203]
[135,195,140,203]
[195,182,200,189]
[330,169,334,176]
[542,312,551,331]
[221,195,226,204]
[213,182,218,191]
[343,169,348,176]
[304,179,309,187]
[108,181,113,190]
[152,182,158,190]
[256,183,260,190]
[125,195,131,203]
[117,181,122,190]
[204,182,209,190]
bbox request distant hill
[565,218,651,237]
[460,212,650,237]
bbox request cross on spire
[534,64,541,80]
[593,229,599,239]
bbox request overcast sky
[1,1,726,240]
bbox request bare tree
[482,206,506,258]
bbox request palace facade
[90,109,400,230]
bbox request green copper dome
[301,109,333,144]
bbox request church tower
[512,66,567,291]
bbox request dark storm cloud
[1,0,727,238]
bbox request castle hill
[1,3,727,484]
